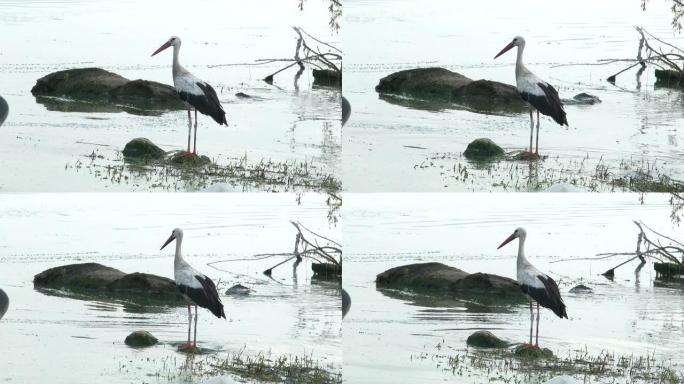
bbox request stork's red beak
[151,41,172,57]
[497,233,517,249]
[494,41,515,59]
[160,234,176,250]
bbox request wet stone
[466,331,509,348]
[514,344,554,359]
[168,152,212,167]
[125,330,158,348]
[572,92,601,105]
[569,284,593,294]
[122,138,166,160]
[225,284,252,296]
[463,138,505,161]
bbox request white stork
[160,228,225,349]
[494,36,568,156]
[152,36,227,155]
[497,227,567,347]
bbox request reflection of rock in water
[0,95,8,126]
[0,288,8,320]
[341,288,351,318]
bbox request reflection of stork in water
[0,96,8,127]
[494,36,568,156]
[497,227,567,347]
[160,228,226,349]
[0,288,8,320]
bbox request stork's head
[494,36,525,59]
[151,36,181,57]
[160,227,184,250]
[497,227,527,249]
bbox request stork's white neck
[515,43,526,78]
[516,233,529,271]
[172,44,181,78]
[174,235,185,267]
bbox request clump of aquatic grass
[136,348,340,384]
[68,149,341,193]
[415,151,684,193]
[210,349,341,384]
[413,340,683,384]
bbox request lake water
[0,193,341,383]
[343,193,684,383]
[344,0,684,192]
[0,0,341,192]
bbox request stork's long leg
[187,304,192,346]
[528,108,534,154]
[187,109,192,153]
[193,109,198,154]
[535,110,540,155]
[193,305,198,347]
[535,302,540,347]
[528,298,534,345]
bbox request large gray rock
[122,138,166,160]
[655,69,684,88]
[31,68,129,100]
[125,330,158,348]
[31,68,184,110]
[376,262,523,299]
[109,79,184,109]
[463,138,504,161]
[312,69,341,88]
[375,67,525,112]
[34,263,183,302]
[34,263,126,289]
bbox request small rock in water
[569,284,593,294]
[225,284,252,296]
[168,152,212,167]
[463,138,504,161]
[122,138,166,160]
[514,344,554,358]
[572,92,601,105]
[466,331,509,348]
[125,330,158,347]
[235,92,251,98]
